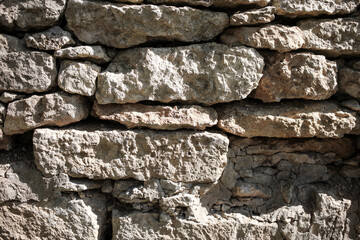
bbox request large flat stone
[65,0,229,48]
[251,52,338,102]
[92,102,218,130]
[217,100,357,138]
[33,128,229,183]
[96,43,264,105]
[339,68,360,100]
[4,92,89,135]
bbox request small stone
[339,68,360,99]
[92,102,218,130]
[212,0,271,8]
[341,99,360,112]
[230,6,276,26]
[54,46,111,64]
[0,128,11,151]
[297,164,328,184]
[217,100,357,138]
[101,180,113,194]
[251,52,338,102]
[25,26,75,50]
[58,60,101,96]
[147,0,212,7]
[65,0,229,48]
[0,92,25,103]
[221,25,304,53]
[96,43,264,105]
[339,166,360,178]
[4,92,89,135]
[351,60,360,70]
[232,182,272,198]
[0,34,27,52]
[52,173,102,192]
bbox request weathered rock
[217,100,357,138]
[340,166,360,178]
[96,43,264,105]
[54,46,111,64]
[0,128,12,151]
[25,26,75,50]
[92,102,218,130]
[251,52,338,102]
[341,99,360,112]
[58,60,101,96]
[4,92,89,135]
[0,34,27,52]
[233,182,272,198]
[298,17,360,57]
[0,196,106,240]
[351,60,360,70]
[272,0,360,18]
[0,0,67,31]
[339,68,360,99]
[0,92,25,103]
[221,25,304,53]
[52,173,102,192]
[147,0,213,7]
[212,0,270,8]
[230,7,276,26]
[65,0,229,48]
[33,128,229,183]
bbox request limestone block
[230,7,276,26]
[54,45,111,64]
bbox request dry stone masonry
[0,0,360,239]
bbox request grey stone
[147,0,213,7]
[54,45,111,64]
[339,68,360,99]
[230,6,276,26]
[0,92,25,103]
[341,99,360,112]
[340,166,360,178]
[0,128,11,151]
[233,182,272,198]
[212,0,271,8]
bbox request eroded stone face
[251,52,338,102]
[147,0,213,7]
[54,45,111,64]
[217,100,357,138]
[65,0,229,48]
[339,68,360,99]
[96,43,264,105]
[212,0,271,8]
[230,6,276,26]
[33,128,229,183]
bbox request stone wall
[0,0,360,239]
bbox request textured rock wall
[0,0,360,239]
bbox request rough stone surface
[92,102,218,130]
[212,0,271,8]
[272,0,360,18]
[54,45,111,64]
[58,60,101,96]
[0,128,12,151]
[65,0,229,48]
[4,92,89,135]
[96,43,264,105]
[339,68,360,99]
[0,0,67,31]
[221,25,304,53]
[251,52,338,102]
[233,182,272,198]
[147,0,213,7]
[298,17,360,57]
[230,7,276,26]
[33,128,229,183]
[25,26,75,50]
[217,100,357,138]
[341,99,360,111]
[0,92,25,103]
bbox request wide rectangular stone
[33,127,229,183]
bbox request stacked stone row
[0,0,360,239]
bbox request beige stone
[0,92,25,103]
[213,0,270,8]
[233,182,272,198]
[339,68,360,99]
[147,0,213,7]
[33,127,229,183]
[58,60,101,96]
[92,102,218,130]
[65,0,229,48]
[251,52,338,102]
[0,128,12,151]
[54,45,111,64]
[217,100,357,138]
[221,25,304,53]
[230,7,276,26]
[4,92,89,135]
[96,43,264,105]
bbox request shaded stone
[33,127,229,183]
[0,128,12,151]
[251,52,338,102]
[221,25,304,53]
[217,100,357,138]
[298,17,360,57]
[339,68,360,99]
[212,0,271,8]
[340,166,360,178]
[52,173,102,192]
[233,182,272,198]
[147,0,213,7]
[272,0,360,18]
[96,43,264,105]
[54,45,111,64]
[92,102,218,130]
[230,6,276,26]
[25,26,75,50]
[65,0,229,49]
[58,60,101,96]
[0,92,25,103]
[4,92,89,135]
[0,34,27,52]
[0,0,66,31]
[341,99,360,112]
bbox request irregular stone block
[92,102,218,130]
[212,0,270,8]
[298,17,360,57]
[230,6,276,26]
[25,26,75,50]
[4,92,89,135]
[65,0,229,48]
[341,99,360,112]
[272,0,359,18]
[0,128,12,151]
[0,34,28,52]
[52,173,102,192]
[340,166,360,178]
[339,68,360,99]
[221,25,304,53]
[54,45,111,64]
[96,43,264,105]
[0,0,66,31]
[58,60,101,96]
[217,100,357,138]
[0,92,25,103]
[33,127,229,183]
[147,0,213,7]
[251,52,338,102]
[233,182,272,198]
